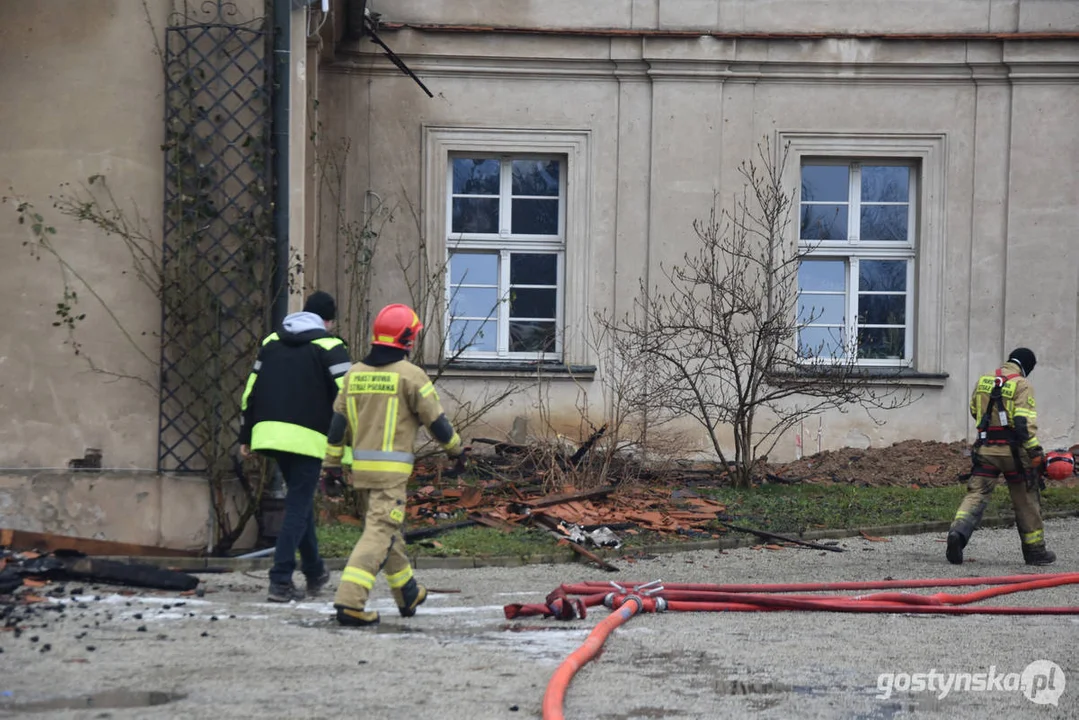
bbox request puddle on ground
[285,616,335,629]
[373,624,423,634]
[0,690,184,714]
[501,624,585,633]
[848,699,921,720]
[715,678,793,695]
[599,707,687,719]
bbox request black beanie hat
[303,291,336,321]
[1008,347,1036,376]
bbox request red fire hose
[524,573,1079,720]
[566,572,1071,593]
[541,595,642,720]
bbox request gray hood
[279,311,328,345]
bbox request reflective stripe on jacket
[970,360,1039,455]
[239,318,352,459]
[327,359,457,487]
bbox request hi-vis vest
[240,331,352,460]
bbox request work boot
[335,605,380,627]
[267,581,304,603]
[1023,545,1057,566]
[393,578,428,618]
[305,568,331,596]
[945,531,966,565]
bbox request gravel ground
[2,519,1078,719]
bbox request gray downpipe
[271,0,291,330]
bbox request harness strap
[975,370,1020,447]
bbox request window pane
[510,253,557,285]
[510,321,557,353]
[449,252,498,285]
[512,160,560,197]
[799,326,846,360]
[511,198,559,235]
[451,198,499,234]
[801,165,850,202]
[858,327,905,360]
[798,260,846,292]
[861,166,909,203]
[450,319,496,353]
[798,294,846,325]
[452,158,500,195]
[860,205,908,241]
[859,260,907,292]
[800,205,848,240]
[449,287,500,319]
[858,294,906,325]
[510,288,557,319]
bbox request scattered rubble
[1,550,198,593]
[323,438,1004,565]
[392,481,725,542]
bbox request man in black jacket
[239,291,352,602]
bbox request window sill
[771,367,949,388]
[424,360,597,380]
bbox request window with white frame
[797,161,916,365]
[445,155,565,359]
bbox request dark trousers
[265,451,325,585]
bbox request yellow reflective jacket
[324,359,461,488]
[970,360,1040,458]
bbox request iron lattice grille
[159,1,273,473]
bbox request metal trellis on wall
[159,0,274,473]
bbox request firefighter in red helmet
[321,304,467,626]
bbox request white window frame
[423,127,592,365]
[799,160,917,367]
[779,131,948,374]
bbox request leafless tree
[602,138,918,488]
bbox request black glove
[449,446,472,476]
[1026,447,1045,491]
[319,466,346,498]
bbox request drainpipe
[271,0,291,330]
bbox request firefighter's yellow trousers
[333,482,415,610]
[950,453,1046,548]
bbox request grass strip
[315,484,1079,558]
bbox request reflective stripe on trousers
[341,566,376,590]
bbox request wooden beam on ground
[403,520,477,543]
[0,529,202,558]
[529,512,620,572]
[523,486,616,509]
[717,522,846,552]
[468,512,516,533]
[559,538,621,572]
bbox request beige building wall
[319,0,1079,459]
[1,0,1076,544]
[0,0,307,549]
[0,1,170,471]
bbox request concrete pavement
[2,519,1077,719]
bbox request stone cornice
[379,22,1079,43]
[325,52,1079,84]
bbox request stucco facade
[0,0,312,548]
[320,0,1079,458]
[2,0,1078,545]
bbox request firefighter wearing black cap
[321,303,466,626]
[947,347,1055,566]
